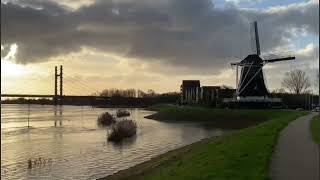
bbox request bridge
[0,65,111,105]
[1,94,54,98]
[1,65,175,107]
[0,94,106,99]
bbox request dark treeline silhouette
[98,88,166,98]
[95,90,180,107]
[271,92,319,109]
[1,89,180,107]
[99,88,136,97]
[1,98,52,105]
[2,90,317,110]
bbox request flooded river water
[1,104,224,180]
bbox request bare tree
[281,69,311,94]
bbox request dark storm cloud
[1,0,319,72]
[243,1,319,52]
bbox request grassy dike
[310,115,319,144]
[103,105,308,180]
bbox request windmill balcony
[223,97,282,103]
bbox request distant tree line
[99,88,179,98]
[93,89,180,107]
[1,98,52,104]
[99,88,137,97]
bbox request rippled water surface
[1,104,224,180]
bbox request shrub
[108,119,137,142]
[97,112,116,126]
[116,109,131,117]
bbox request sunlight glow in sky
[1,43,25,76]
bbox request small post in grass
[27,100,30,127]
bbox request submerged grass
[310,115,319,144]
[104,104,307,180]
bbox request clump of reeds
[27,157,53,169]
[116,109,131,118]
[108,119,137,142]
[97,112,116,126]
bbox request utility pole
[236,65,238,96]
[309,93,311,111]
[27,99,30,127]
[318,53,320,146]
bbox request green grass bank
[310,115,319,144]
[103,105,307,180]
[146,104,303,129]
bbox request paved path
[270,113,319,180]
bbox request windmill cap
[241,54,263,64]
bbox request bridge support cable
[63,74,99,96]
[65,75,98,94]
[63,78,89,95]
[1,66,103,105]
[63,77,95,96]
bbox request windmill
[230,21,295,101]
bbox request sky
[1,0,319,95]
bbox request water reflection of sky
[1,104,223,180]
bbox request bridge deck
[1,94,54,98]
[0,94,109,98]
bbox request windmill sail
[262,51,295,63]
[250,22,256,55]
[264,57,295,63]
[250,21,261,55]
[254,21,261,55]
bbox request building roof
[182,80,200,88]
[202,86,220,89]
